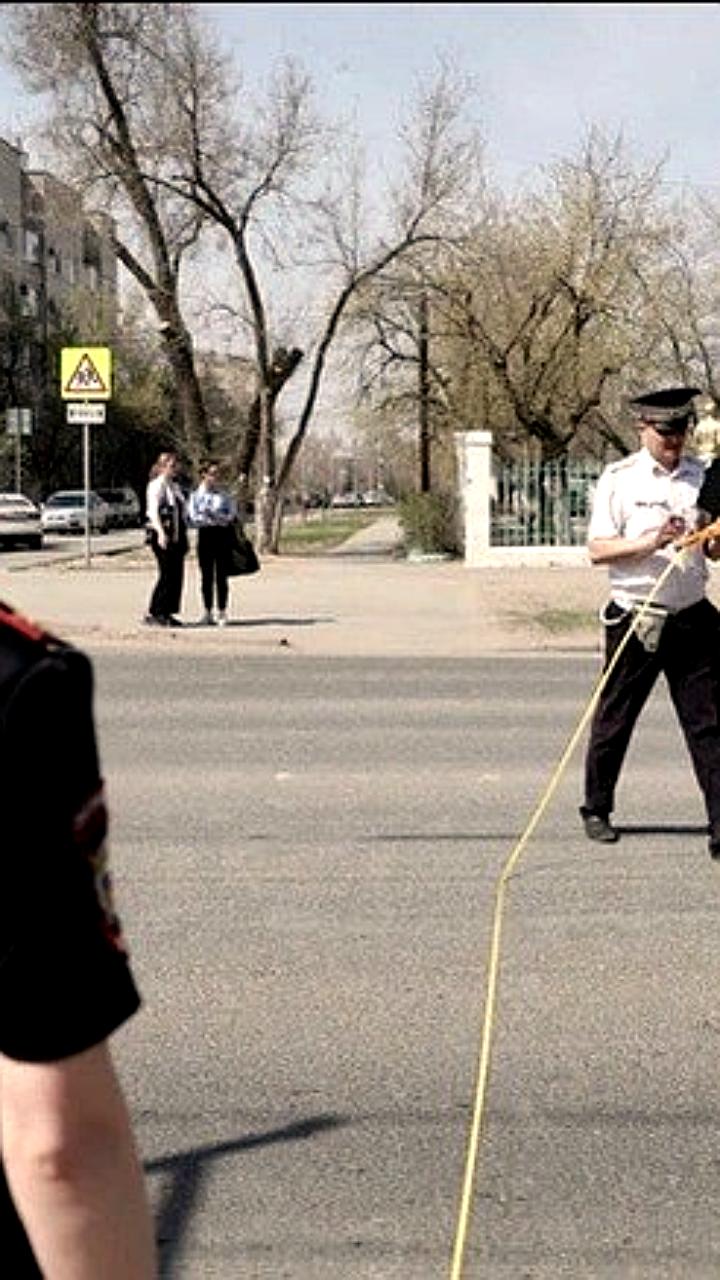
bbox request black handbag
[226,524,260,576]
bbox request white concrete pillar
[454,430,493,566]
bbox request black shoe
[581,811,619,843]
[165,615,183,628]
[143,613,167,627]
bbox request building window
[18,282,39,316]
[24,228,41,263]
[83,226,101,267]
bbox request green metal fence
[491,457,604,547]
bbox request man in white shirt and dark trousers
[580,385,720,858]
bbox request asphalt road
[90,648,720,1279]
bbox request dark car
[96,487,142,529]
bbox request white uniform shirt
[145,474,184,541]
[588,446,708,612]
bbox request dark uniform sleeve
[698,458,720,519]
[0,646,140,1062]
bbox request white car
[41,490,111,535]
[0,493,43,549]
[330,492,364,508]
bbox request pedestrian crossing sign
[60,347,112,400]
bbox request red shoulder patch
[0,601,51,645]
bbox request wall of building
[0,140,118,339]
[0,137,25,304]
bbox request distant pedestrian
[144,451,188,628]
[188,461,238,626]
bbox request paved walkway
[4,515,718,658]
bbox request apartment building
[0,135,117,403]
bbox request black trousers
[197,526,231,612]
[148,532,186,619]
[583,598,720,833]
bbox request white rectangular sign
[66,403,106,425]
[6,407,32,436]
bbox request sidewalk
[0,516,609,658]
[9,515,718,659]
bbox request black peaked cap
[629,385,702,429]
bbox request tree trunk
[235,347,303,479]
[161,325,212,463]
[254,481,280,554]
[418,291,431,492]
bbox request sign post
[6,407,32,493]
[60,348,111,567]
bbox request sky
[1,3,720,195]
[203,2,720,194]
[0,3,719,433]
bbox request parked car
[330,491,365,508]
[0,492,43,549]
[41,490,111,535]
[361,488,395,507]
[96,486,142,529]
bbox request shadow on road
[615,822,708,837]
[147,1112,346,1278]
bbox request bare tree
[7,1,216,460]
[439,131,684,460]
[118,46,477,550]
[7,4,484,551]
[628,196,720,410]
[350,61,485,493]
[378,129,681,464]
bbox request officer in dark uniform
[698,449,720,521]
[580,386,720,857]
[0,600,156,1275]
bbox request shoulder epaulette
[606,455,636,473]
[0,601,60,649]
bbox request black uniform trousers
[148,531,186,620]
[197,525,231,613]
[584,597,720,835]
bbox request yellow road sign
[60,347,112,400]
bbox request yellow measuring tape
[449,536,706,1279]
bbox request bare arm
[589,516,684,566]
[145,480,167,549]
[1,1042,156,1279]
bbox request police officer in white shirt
[580,385,720,857]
